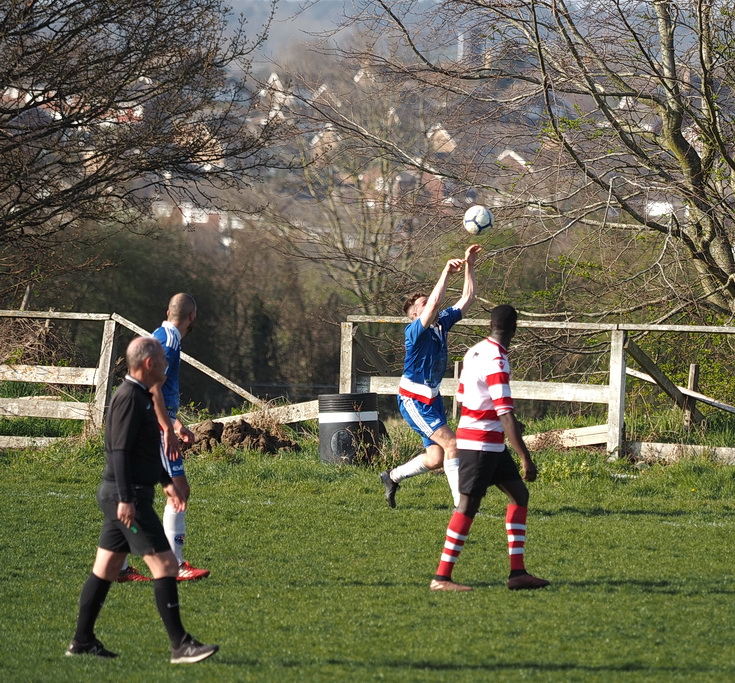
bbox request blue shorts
[398,395,448,447]
[159,430,185,478]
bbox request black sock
[73,573,112,643]
[153,577,187,647]
[509,569,528,578]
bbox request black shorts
[458,447,522,498]
[96,482,171,556]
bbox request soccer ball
[463,204,494,235]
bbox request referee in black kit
[66,336,218,664]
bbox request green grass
[0,416,83,437]
[1,435,735,682]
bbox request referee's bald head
[126,336,164,371]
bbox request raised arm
[455,244,482,316]
[418,257,465,327]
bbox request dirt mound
[185,419,300,455]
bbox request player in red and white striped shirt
[430,304,550,592]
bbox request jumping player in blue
[380,244,481,508]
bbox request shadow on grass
[561,577,735,595]
[376,501,454,512]
[536,505,735,519]
[332,578,531,591]
[537,506,688,517]
[332,576,735,596]
[316,657,728,676]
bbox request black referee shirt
[102,377,172,502]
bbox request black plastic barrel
[318,393,380,464]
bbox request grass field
[1,435,735,682]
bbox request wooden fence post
[89,318,117,433]
[339,322,355,394]
[684,363,700,431]
[607,329,627,458]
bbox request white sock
[391,454,430,483]
[164,504,186,565]
[120,558,129,572]
[443,458,460,507]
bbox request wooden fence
[0,310,267,449]
[340,315,735,463]
[4,310,735,463]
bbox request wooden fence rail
[340,316,735,461]
[0,310,266,449]
[4,310,735,464]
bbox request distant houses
[5,48,704,253]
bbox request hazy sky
[227,0,348,65]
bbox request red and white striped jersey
[455,337,514,452]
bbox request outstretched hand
[445,257,464,274]
[465,244,482,266]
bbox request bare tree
[0,0,283,297]
[303,0,735,325]
[239,39,481,316]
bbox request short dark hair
[403,292,426,316]
[490,304,517,333]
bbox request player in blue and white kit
[380,244,481,508]
[152,293,210,581]
[117,293,210,582]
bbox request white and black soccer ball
[463,204,494,236]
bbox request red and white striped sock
[435,511,474,580]
[506,505,528,572]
